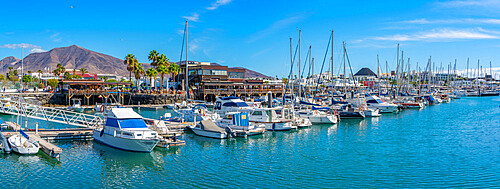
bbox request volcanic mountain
[1,45,128,75]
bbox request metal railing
[0,95,104,128]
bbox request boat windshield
[106,118,148,128]
[223,101,249,107]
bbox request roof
[200,120,225,133]
[109,108,143,119]
[354,68,377,77]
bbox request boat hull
[190,128,228,139]
[92,130,159,152]
[301,115,337,124]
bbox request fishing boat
[215,112,265,137]
[189,119,231,139]
[92,108,160,152]
[8,130,39,155]
[249,108,295,131]
[366,95,399,113]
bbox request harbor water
[1,97,499,188]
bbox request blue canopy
[299,100,321,106]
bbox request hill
[1,45,128,75]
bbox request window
[189,70,198,75]
[229,72,244,78]
[203,70,211,75]
[252,111,262,115]
[117,119,148,128]
[223,102,249,107]
[212,70,227,76]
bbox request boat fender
[100,129,104,137]
[100,105,105,113]
[334,110,337,116]
[272,123,276,130]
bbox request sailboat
[8,129,39,155]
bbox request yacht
[296,108,338,124]
[92,108,160,152]
[215,112,265,137]
[366,95,399,113]
[214,96,253,116]
[249,108,295,131]
[8,130,39,155]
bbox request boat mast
[289,37,294,107]
[185,20,189,99]
[298,30,301,100]
[343,42,346,96]
[330,30,334,100]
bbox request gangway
[0,96,103,128]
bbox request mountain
[0,56,20,67]
[1,45,128,75]
[210,63,270,79]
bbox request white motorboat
[214,96,254,116]
[363,108,381,117]
[215,112,265,137]
[174,104,219,122]
[296,109,338,124]
[249,108,295,131]
[366,95,399,113]
[189,120,229,139]
[8,130,39,155]
[92,108,160,152]
[68,98,84,112]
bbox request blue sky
[1,0,500,78]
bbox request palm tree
[53,68,61,79]
[80,68,87,75]
[7,67,13,75]
[148,50,159,67]
[133,62,144,90]
[156,54,170,91]
[37,69,42,79]
[168,63,180,90]
[124,54,137,83]
[56,63,65,79]
[145,68,158,89]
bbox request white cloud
[247,14,306,43]
[402,18,500,25]
[182,13,200,22]
[0,43,41,49]
[30,48,47,53]
[438,0,500,8]
[372,28,499,42]
[50,32,62,42]
[206,0,232,10]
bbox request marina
[2,0,500,187]
[0,96,498,188]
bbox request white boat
[8,130,39,155]
[215,112,265,137]
[214,97,254,116]
[174,104,219,122]
[363,108,381,117]
[296,109,338,124]
[280,108,312,128]
[68,98,84,112]
[249,108,295,131]
[366,95,399,113]
[92,108,160,152]
[189,120,229,139]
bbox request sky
[1,0,500,79]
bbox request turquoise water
[1,97,500,188]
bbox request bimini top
[220,96,240,100]
[107,108,143,119]
[105,108,147,129]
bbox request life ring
[100,105,105,113]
